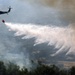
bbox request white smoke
[5,22,75,57]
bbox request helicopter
[1,7,12,23]
[0,7,12,15]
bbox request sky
[0,0,75,68]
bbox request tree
[0,61,6,75]
[20,67,29,75]
[6,62,20,75]
[70,66,75,75]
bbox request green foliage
[6,62,20,75]
[20,67,28,75]
[0,61,6,75]
[70,66,75,75]
[30,64,59,75]
[0,60,75,75]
